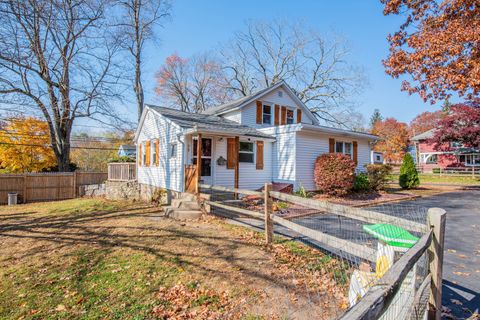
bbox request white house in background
[117,144,136,158]
[134,81,378,194]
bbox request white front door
[193,137,213,185]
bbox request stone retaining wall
[106,180,173,205]
[79,184,106,197]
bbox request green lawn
[0,198,347,319]
[389,174,480,185]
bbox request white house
[134,81,378,194]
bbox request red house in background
[411,129,480,172]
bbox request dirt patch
[0,198,348,319]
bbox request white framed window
[286,109,294,124]
[465,154,480,166]
[170,142,177,158]
[262,104,272,124]
[151,139,157,164]
[239,141,254,163]
[426,154,438,164]
[142,142,146,166]
[335,141,353,158]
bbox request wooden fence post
[23,174,27,204]
[427,208,446,320]
[264,183,273,244]
[73,171,77,198]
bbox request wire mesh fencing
[199,184,441,320]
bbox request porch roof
[147,105,275,140]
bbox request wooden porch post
[234,136,239,189]
[196,133,202,195]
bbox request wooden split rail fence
[0,172,107,204]
[199,183,446,320]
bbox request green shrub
[109,155,135,163]
[353,173,370,192]
[366,164,392,191]
[399,153,420,189]
[294,184,309,198]
[432,168,441,174]
[314,153,356,196]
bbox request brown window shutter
[227,138,236,169]
[138,144,142,166]
[256,141,264,170]
[155,139,159,166]
[256,100,262,124]
[329,138,335,153]
[281,106,287,125]
[145,140,151,166]
[297,109,302,123]
[274,104,280,125]
[353,141,358,165]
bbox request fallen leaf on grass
[55,304,66,312]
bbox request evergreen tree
[399,153,419,189]
[370,109,383,128]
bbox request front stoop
[164,194,203,220]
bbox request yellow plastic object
[348,270,378,307]
[375,255,390,278]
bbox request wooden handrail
[199,183,264,197]
[269,191,427,233]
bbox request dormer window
[286,109,294,124]
[262,104,271,124]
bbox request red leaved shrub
[314,153,356,196]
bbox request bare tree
[0,0,124,171]
[221,20,365,125]
[116,0,170,122]
[155,53,231,113]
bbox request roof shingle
[146,105,274,139]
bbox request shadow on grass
[0,204,298,292]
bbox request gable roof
[202,81,319,124]
[119,144,135,151]
[411,128,435,141]
[142,105,274,139]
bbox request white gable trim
[216,82,319,125]
[134,105,182,143]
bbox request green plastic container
[363,224,419,249]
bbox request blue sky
[137,0,443,126]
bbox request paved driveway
[218,189,480,318]
[387,190,480,319]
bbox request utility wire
[0,141,121,151]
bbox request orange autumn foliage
[409,110,444,137]
[382,0,480,103]
[0,117,56,173]
[371,118,410,163]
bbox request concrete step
[165,207,202,220]
[175,193,196,201]
[171,200,200,210]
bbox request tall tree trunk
[135,59,144,122]
[49,120,73,172]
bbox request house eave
[182,127,276,141]
[300,124,379,140]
